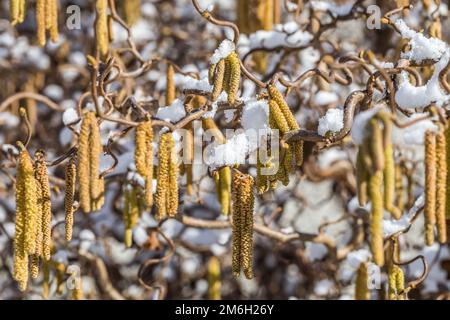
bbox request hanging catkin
[268,85,303,167]
[166,64,175,105]
[135,120,154,207]
[207,256,221,300]
[355,262,369,300]
[10,0,26,25]
[78,112,104,213]
[211,59,225,101]
[14,143,38,291]
[65,157,76,241]
[445,124,450,220]
[232,171,254,279]
[123,185,141,247]
[36,0,46,46]
[226,52,241,105]
[155,133,178,219]
[218,167,231,215]
[356,148,369,206]
[34,150,52,261]
[388,265,405,300]
[377,112,402,219]
[424,130,436,246]
[435,128,447,244]
[95,0,109,56]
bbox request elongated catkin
[207,256,221,300]
[34,150,52,261]
[156,133,177,219]
[65,158,76,241]
[211,59,225,101]
[135,120,154,207]
[370,170,384,267]
[355,262,369,300]
[226,52,241,105]
[232,171,254,279]
[14,144,38,291]
[388,265,405,300]
[78,112,104,213]
[435,129,447,244]
[123,186,140,247]
[95,0,109,56]
[166,64,175,105]
[36,0,46,46]
[424,130,436,246]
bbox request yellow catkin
[71,279,84,300]
[78,113,92,213]
[395,164,405,213]
[30,254,40,279]
[388,265,405,300]
[370,170,384,267]
[35,151,52,261]
[208,63,217,85]
[435,129,447,244]
[123,0,141,26]
[268,99,290,134]
[222,57,231,94]
[232,171,254,279]
[42,260,50,299]
[369,118,385,172]
[184,127,194,196]
[167,134,179,217]
[65,158,76,241]
[155,133,171,220]
[446,125,450,220]
[207,256,221,300]
[135,120,154,207]
[123,186,140,247]
[226,52,241,105]
[241,174,254,279]
[232,172,242,278]
[36,0,46,46]
[166,64,175,105]
[268,85,303,167]
[211,59,225,101]
[48,0,59,43]
[10,0,26,25]
[14,145,38,291]
[95,0,109,56]
[356,148,369,206]
[256,151,269,194]
[218,167,231,215]
[355,262,369,300]
[78,112,104,213]
[89,114,104,213]
[424,130,436,246]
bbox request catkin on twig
[10,0,26,25]
[424,130,436,246]
[226,52,241,105]
[166,64,175,105]
[435,129,447,244]
[388,265,405,300]
[207,256,221,300]
[95,0,109,56]
[370,169,384,267]
[211,59,225,101]
[355,262,369,300]
[78,112,104,213]
[65,157,76,241]
[155,133,178,219]
[13,143,38,291]
[36,0,46,46]
[232,171,254,279]
[123,186,141,247]
[34,150,52,261]
[135,120,154,207]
